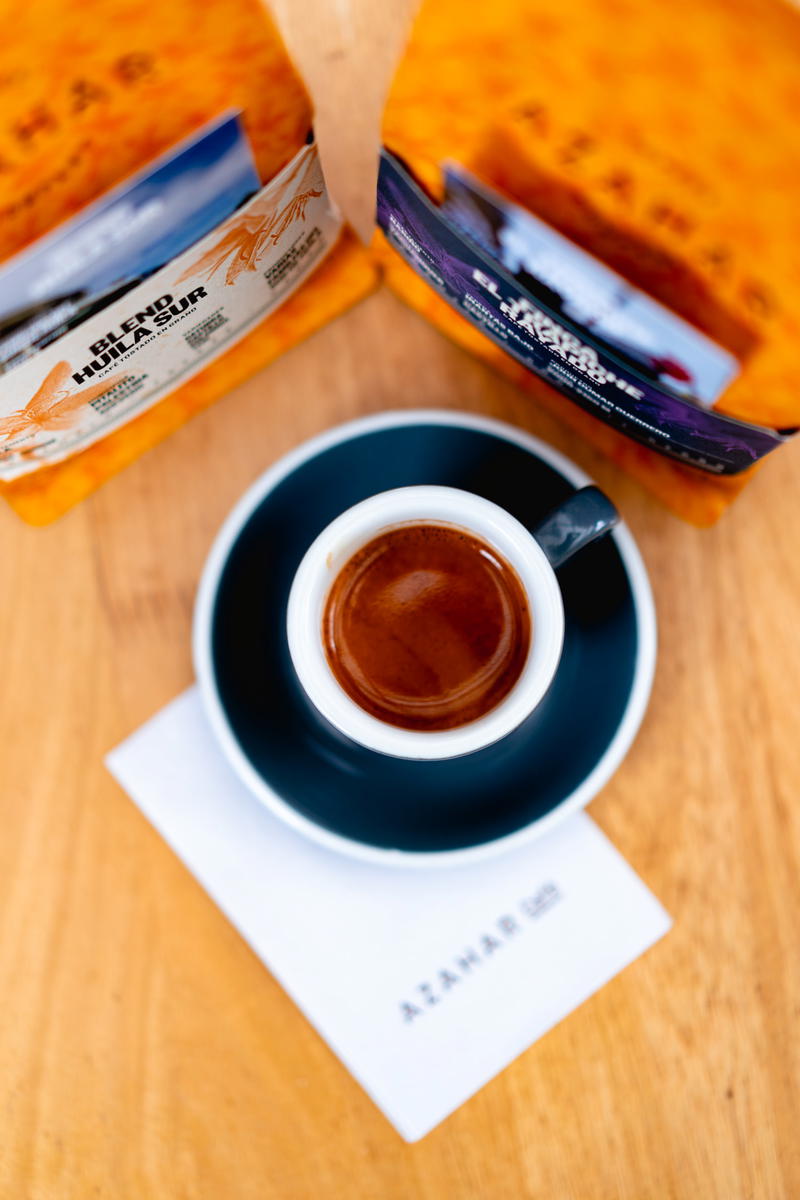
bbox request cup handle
[531,486,620,569]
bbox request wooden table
[2,2,799,1195]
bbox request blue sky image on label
[0,112,260,368]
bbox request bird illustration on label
[0,360,126,460]
[177,144,324,287]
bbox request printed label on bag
[0,140,341,480]
[443,163,741,409]
[377,150,790,475]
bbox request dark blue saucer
[199,412,654,859]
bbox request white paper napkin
[107,687,670,1141]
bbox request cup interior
[286,486,565,760]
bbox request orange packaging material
[375,0,800,524]
[0,0,376,524]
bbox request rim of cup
[286,486,565,760]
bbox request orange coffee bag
[0,0,375,523]
[375,0,800,524]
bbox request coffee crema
[322,523,531,731]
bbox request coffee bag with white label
[0,0,375,523]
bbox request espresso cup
[287,484,618,761]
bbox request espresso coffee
[322,523,531,731]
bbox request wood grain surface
[1,2,799,1196]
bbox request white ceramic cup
[286,484,617,761]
